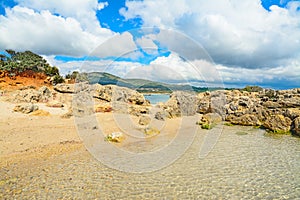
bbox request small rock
[105,132,124,143]
[138,115,151,125]
[154,111,165,121]
[46,100,64,108]
[61,109,73,119]
[13,104,39,114]
[144,127,160,135]
[94,103,112,112]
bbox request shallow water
[144,94,170,104]
[1,125,299,199]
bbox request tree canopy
[0,49,59,77]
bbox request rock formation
[14,103,39,114]
[5,79,300,136]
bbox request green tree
[53,75,65,85]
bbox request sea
[143,94,170,104]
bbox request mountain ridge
[86,72,222,93]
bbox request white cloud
[0,6,113,56]
[97,2,108,11]
[121,0,300,70]
[91,32,142,59]
[135,35,158,54]
[14,0,103,32]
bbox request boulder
[93,84,148,106]
[291,117,300,137]
[38,86,52,102]
[197,113,222,126]
[163,91,198,117]
[279,97,300,108]
[14,104,39,114]
[93,84,112,102]
[112,85,147,105]
[210,90,226,119]
[138,115,151,125]
[128,105,149,116]
[260,89,278,99]
[154,111,165,121]
[263,114,292,133]
[284,108,300,120]
[11,86,52,103]
[12,89,42,103]
[54,83,75,93]
[262,101,281,109]
[238,96,251,107]
[72,91,94,117]
[226,114,261,126]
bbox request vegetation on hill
[0,49,64,84]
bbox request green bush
[243,85,263,92]
[65,71,79,80]
[201,123,213,130]
[45,66,59,76]
[52,75,65,85]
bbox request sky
[0,0,299,89]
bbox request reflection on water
[2,126,299,199]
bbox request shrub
[52,75,65,85]
[201,123,213,130]
[243,85,263,92]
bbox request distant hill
[86,72,219,93]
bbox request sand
[0,96,188,170]
[1,97,299,199]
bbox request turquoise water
[144,94,170,104]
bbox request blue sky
[0,0,299,89]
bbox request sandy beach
[1,94,299,199]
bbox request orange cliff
[0,70,53,91]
